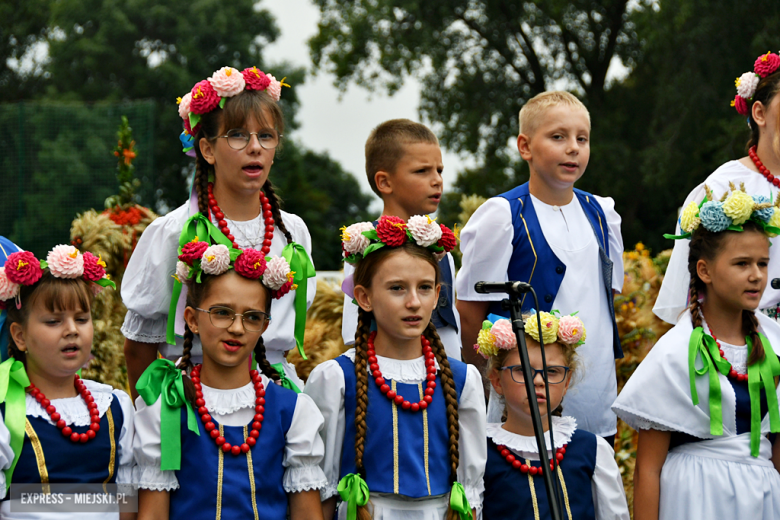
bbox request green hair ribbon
[0,358,29,490]
[449,482,473,520]
[337,473,369,520]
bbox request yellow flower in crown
[524,311,559,345]
[722,190,755,225]
[768,209,780,237]
[679,201,701,233]
[477,326,498,357]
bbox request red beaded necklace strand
[28,374,101,443]
[190,364,265,456]
[493,440,567,476]
[367,331,437,412]
[748,146,780,187]
[709,333,749,383]
[207,182,274,253]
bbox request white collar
[486,416,577,453]
[343,348,440,383]
[26,379,114,427]
[200,374,273,415]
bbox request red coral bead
[210,429,220,439]
[368,356,377,364]
[506,454,516,463]
[411,403,420,412]
[231,445,241,456]
[51,413,61,422]
[201,414,212,423]
[419,401,428,409]
[46,405,56,414]
[57,420,66,429]
[424,396,433,404]
[501,449,510,457]
[247,437,256,447]
[198,406,208,415]
[70,432,81,443]
[521,464,529,473]
[257,389,265,397]
[254,414,263,422]
[512,460,522,469]
[87,430,96,439]
[196,398,205,407]
[380,384,390,394]
[216,436,225,446]
[41,399,50,407]
[425,388,434,396]
[62,427,73,437]
[252,421,262,430]
[375,377,385,386]
[394,395,404,405]
[250,429,260,438]
[90,423,100,432]
[427,381,436,389]
[372,370,382,379]
[80,433,89,443]
[241,443,250,453]
[386,390,396,399]
[556,452,564,461]
[205,422,216,432]
[222,443,232,453]
[402,401,411,409]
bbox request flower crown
[341,215,458,265]
[474,312,586,359]
[0,245,116,305]
[665,182,780,240]
[731,51,780,116]
[177,66,289,155]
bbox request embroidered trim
[392,380,399,494]
[526,459,540,520]
[25,419,50,494]
[217,424,224,520]
[557,466,573,520]
[102,407,116,492]
[245,425,260,520]
[418,382,431,495]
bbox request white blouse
[132,375,328,494]
[304,349,487,515]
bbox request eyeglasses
[499,365,570,385]
[213,128,282,150]
[195,306,271,331]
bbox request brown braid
[262,180,293,244]
[177,324,199,408]
[688,276,704,331]
[742,310,766,365]
[353,308,373,520]
[193,156,211,215]
[253,336,282,383]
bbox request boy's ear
[183,306,199,335]
[517,134,533,161]
[375,170,393,196]
[9,322,26,353]
[353,285,373,312]
[696,259,712,285]
[199,137,216,165]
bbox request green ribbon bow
[0,359,29,490]
[337,473,370,520]
[281,242,316,360]
[747,333,780,456]
[136,359,200,470]
[688,327,732,435]
[270,363,301,393]
[449,482,473,520]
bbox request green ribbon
[337,473,370,520]
[449,482,473,520]
[270,363,301,393]
[663,232,692,240]
[281,242,316,360]
[688,327,731,435]
[136,359,200,470]
[0,359,29,490]
[747,333,780,456]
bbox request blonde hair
[518,91,590,137]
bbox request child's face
[517,105,590,191]
[184,271,270,374]
[375,142,443,218]
[490,341,571,425]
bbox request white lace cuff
[121,309,167,344]
[612,406,680,433]
[320,481,339,501]
[26,380,113,426]
[0,472,6,500]
[283,465,328,493]
[343,349,440,383]
[133,464,179,492]
[464,483,483,512]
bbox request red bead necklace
[207,182,275,253]
[367,331,436,412]
[748,146,780,187]
[190,364,265,456]
[28,374,101,443]
[709,333,749,383]
[493,440,567,475]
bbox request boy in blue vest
[456,91,624,443]
[341,119,462,360]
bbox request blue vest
[2,395,124,491]
[169,383,298,520]
[336,355,467,497]
[483,428,597,520]
[488,183,623,359]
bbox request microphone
[474,281,533,296]
[772,278,780,290]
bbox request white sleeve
[303,360,346,501]
[282,393,329,493]
[341,262,358,346]
[0,408,15,499]
[591,437,630,520]
[457,364,488,511]
[113,390,136,490]
[455,197,515,302]
[593,195,625,292]
[132,395,179,491]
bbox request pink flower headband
[0,245,116,307]
[732,51,780,116]
[474,311,586,359]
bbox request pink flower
[201,245,231,275]
[263,256,291,291]
[266,74,282,101]
[490,319,517,350]
[82,252,106,282]
[175,261,191,282]
[208,67,246,98]
[376,216,408,247]
[341,222,374,256]
[46,245,84,279]
[179,240,209,265]
[242,67,271,91]
[437,224,457,252]
[189,80,221,115]
[754,52,780,78]
[0,268,20,301]
[407,215,442,247]
[234,249,267,280]
[557,315,586,345]
[5,251,43,285]
[734,95,748,116]
[178,92,192,120]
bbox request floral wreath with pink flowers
[474,311,586,359]
[0,245,115,308]
[177,66,289,155]
[731,51,780,116]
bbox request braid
[253,336,281,383]
[263,180,293,244]
[194,156,211,215]
[743,310,766,365]
[177,324,198,408]
[688,277,704,330]
[353,308,373,520]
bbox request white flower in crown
[407,215,443,247]
[201,245,231,275]
[47,245,84,279]
[736,72,759,100]
[263,256,292,290]
[208,67,246,98]
[175,260,191,282]
[341,222,374,256]
[0,267,20,301]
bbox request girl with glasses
[481,312,628,520]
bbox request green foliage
[105,115,141,208]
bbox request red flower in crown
[754,52,780,78]
[272,279,294,299]
[82,252,106,282]
[376,216,408,246]
[234,249,267,280]
[734,95,748,116]
[437,224,457,252]
[5,251,43,285]
[189,80,220,115]
[242,67,271,91]
[183,118,201,137]
[179,240,209,265]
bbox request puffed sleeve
[303,359,346,501]
[457,364,488,511]
[591,436,630,520]
[455,198,514,301]
[282,393,329,493]
[0,408,15,499]
[593,195,625,292]
[341,261,358,346]
[132,395,179,491]
[113,390,136,491]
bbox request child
[307,216,485,520]
[613,187,780,520]
[480,313,628,520]
[456,91,625,441]
[122,66,316,396]
[656,51,780,324]
[133,216,327,520]
[341,119,462,361]
[0,245,134,519]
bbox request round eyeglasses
[214,128,282,151]
[498,365,570,384]
[196,306,271,332]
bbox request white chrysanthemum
[263,256,291,290]
[201,244,231,275]
[0,267,20,301]
[266,74,282,101]
[406,215,442,247]
[341,222,374,256]
[737,72,760,100]
[176,260,191,281]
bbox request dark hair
[6,272,93,363]
[687,221,767,364]
[192,89,294,244]
[747,68,780,154]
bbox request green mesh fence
[0,101,156,257]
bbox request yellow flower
[680,201,700,233]
[477,328,498,357]
[635,242,645,251]
[722,190,754,225]
[524,312,559,345]
[768,209,780,237]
